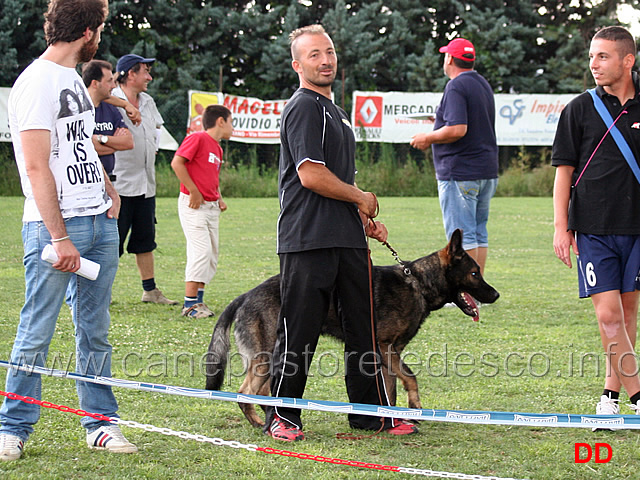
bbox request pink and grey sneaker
[385,419,419,436]
[267,415,305,442]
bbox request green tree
[0,0,47,85]
[2,0,639,144]
[536,0,625,93]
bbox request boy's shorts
[576,233,640,298]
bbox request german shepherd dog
[205,229,499,428]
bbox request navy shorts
[576,233,640,298]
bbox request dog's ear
[447,229,465,259]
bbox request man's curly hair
[44,0,107,46]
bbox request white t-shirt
[9,59,111,222]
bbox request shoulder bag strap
[587,88,640,184]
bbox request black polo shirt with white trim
[277,88,366,254]
[552,72,640,235]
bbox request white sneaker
[86,425,137,453]
[592,394,620,432]
[629,400,640,415]
[0,433,24,461]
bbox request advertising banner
[352,90,576,146]
[1,88,576,148]
[187,90,286,144]
[494,93,575,146]
[351,91,441,142]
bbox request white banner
[351,90,577,146]
[2,87,578,147]
[0,87,179,150]
[0,87,11,142]
[494,93,576,146]
[352,91,440,142]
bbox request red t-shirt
[176,131,222,201]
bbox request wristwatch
[98,135,108,144]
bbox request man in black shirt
[265,24,418,441]
[553,26,640,422]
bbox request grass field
[0,196,638,480]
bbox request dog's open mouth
[456,291,479,322]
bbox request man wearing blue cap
[111,54,176,305]
[410,38,498,278]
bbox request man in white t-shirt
[0,0,136,461]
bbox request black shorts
[118,195,157,256]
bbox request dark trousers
[264,248,392,431]
[117,195,157,256]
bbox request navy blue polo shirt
[432,70,499,181]
[94,101,127,174]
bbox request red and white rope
[0,390,525,480]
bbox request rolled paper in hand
[41,244,101,281]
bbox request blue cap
[116,54,155,78]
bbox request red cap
[439,38,476,61]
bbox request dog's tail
[204,294,243,391]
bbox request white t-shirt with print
[9,59,111,222]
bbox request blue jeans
[437,178,498,249]
[0,213,120,441]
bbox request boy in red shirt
[171,105,233,318]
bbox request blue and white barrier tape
[0,360,635,430]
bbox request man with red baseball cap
[410,37,498,278]
[439,38,476,61]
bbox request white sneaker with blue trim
[0,433,24,461]
[86,425,137,453]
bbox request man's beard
[78,37,99,63]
